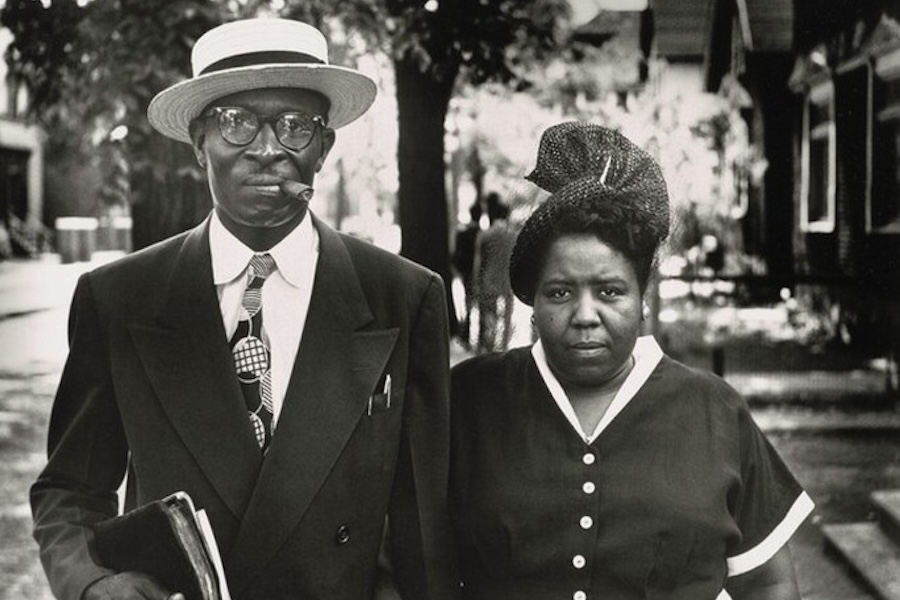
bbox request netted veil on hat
[510,121,670,304]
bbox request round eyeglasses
[202,107,326,151]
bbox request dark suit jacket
[31,214,459,600]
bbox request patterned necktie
[229,253,277,453]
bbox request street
[0,257,898,600]
[0,306,66,600]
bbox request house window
[870,57,900,233]
[801,81,836,233]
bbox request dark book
[91,491,230,600]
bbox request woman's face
[533,233,644,389]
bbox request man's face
[190,87,335,230]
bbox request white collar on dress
[531,335,664,444]
[209,209,319,288]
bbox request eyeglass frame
[200,106,327,152]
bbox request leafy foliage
[2,0,568,257]
[319,0,567,87]
[2,0,218,153]
[2,0,222,245]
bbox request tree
[1,0,222,248]
[389,1,563,324]
[282,0,567,330]
[3,0,568,300]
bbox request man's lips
[244,174,286,186]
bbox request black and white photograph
[0,1,898,599]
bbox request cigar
[279,180,314,202]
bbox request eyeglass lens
[213,107,320,151]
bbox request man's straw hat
[147,18,377,144]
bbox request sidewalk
[0,252,123,319]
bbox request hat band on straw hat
[201,51,324,75]
[148,18,378,142]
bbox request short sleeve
[726,405,814,576]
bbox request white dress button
[580,516,593,529]
[582,452,596,465]
[582,481,596,494]
[573,590,587,600]
[572,554,586,569]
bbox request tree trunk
[131,137,210,250]
[394,55,459,333]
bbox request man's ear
[315,128,336,172]
[189,121,208,169]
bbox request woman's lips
[571,341,604,349]
[569,341,607,358]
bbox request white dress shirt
[209,211,319,426]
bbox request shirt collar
[209,210,318,287]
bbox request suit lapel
[128,219,262,519]
[227,218,399,596]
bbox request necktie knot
[249,253,276,281]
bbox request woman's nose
[572,293,601,325]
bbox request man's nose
[246,123,286,163]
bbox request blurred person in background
[450,122,813,600]
[472,192,515,352]
[30,17,458,600]
[452,200,483,349]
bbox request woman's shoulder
[451,346,536,404]
[450,347,537,422]
[652,353,747,411]
[452,346,533,379]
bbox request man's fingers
[83,571,177,600]
[126,571,175,600]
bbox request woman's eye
[547,288,570,300]
[598,287,621,298]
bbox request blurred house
[570,1,897,371]
[695,0,900,354]
[0,28,46,257]
[667,0,796,276]
[659,4,900,587]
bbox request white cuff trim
[726,491,815,576]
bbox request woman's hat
[509,122,670,305]
[147,18,378,144]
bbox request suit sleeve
[388,273,461,600]
[30,273,127,600]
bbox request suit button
[335,524,351,544]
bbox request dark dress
[450,338,812,600]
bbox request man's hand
[82,572,184,600]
